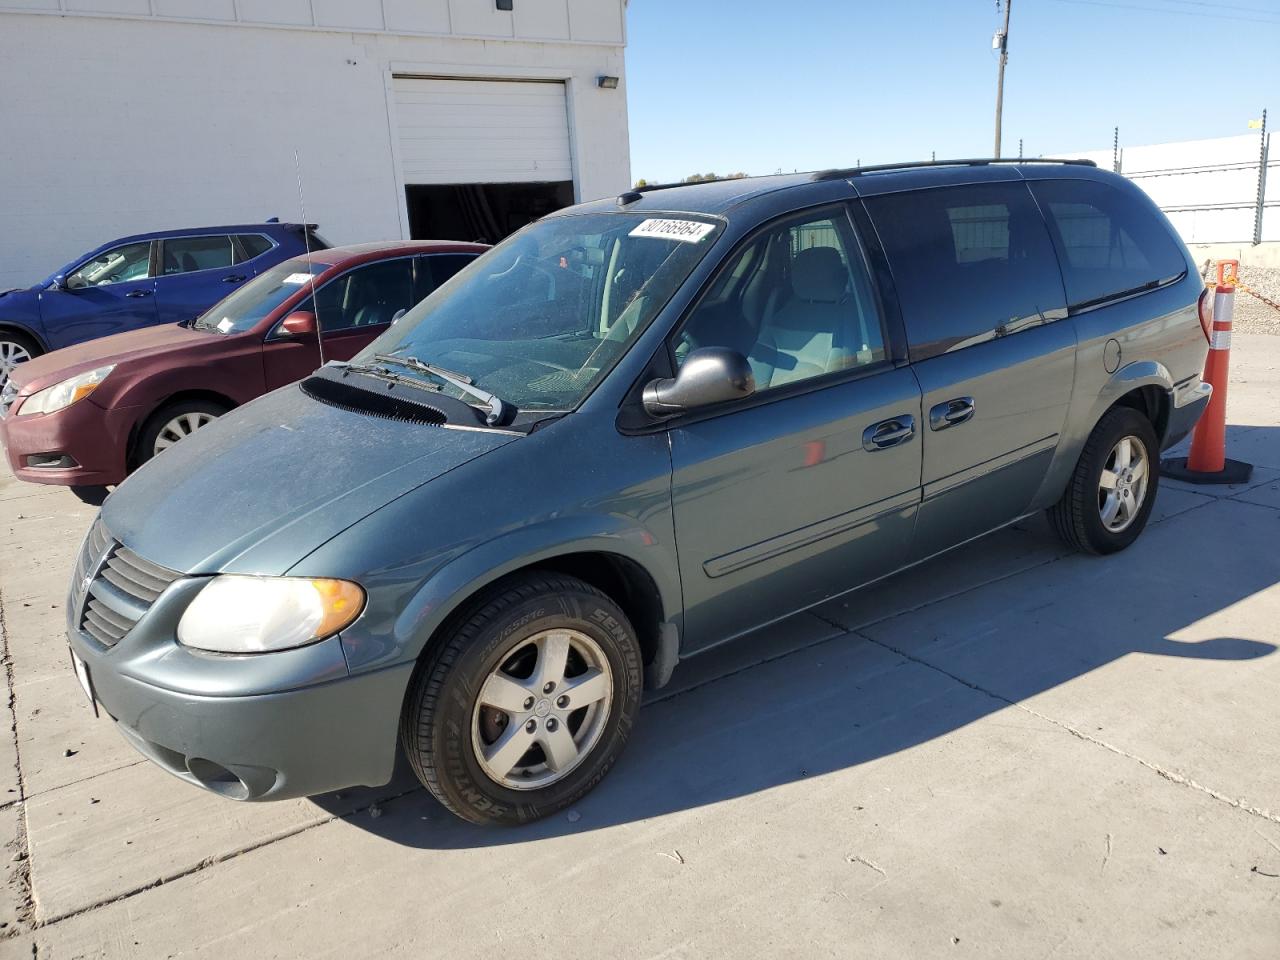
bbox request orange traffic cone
[1162,282,1254,484]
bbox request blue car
[0,221,326,388]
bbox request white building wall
[1061,133,1276,246]
[0,4,630,289]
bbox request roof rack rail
[617,176,745,205]
[810,157,1097,181]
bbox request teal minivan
[65,160,1210,824]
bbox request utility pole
[1253,109,1268,246]
[993,0,1012,158]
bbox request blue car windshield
[192,260,331,334]
[355,212,722,411]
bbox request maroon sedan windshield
[191,260,332,335]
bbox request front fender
[334,514,679,675]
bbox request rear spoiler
[264,217,320,231]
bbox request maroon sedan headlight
[18,365,114,416]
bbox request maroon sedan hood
[13,324,227,396]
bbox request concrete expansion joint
[854,629,1280,828]
[0,587,36,937]
[31,782,426,930]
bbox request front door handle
[125,290,152,298]
[221,274,247,283]
[863,415,916,452]
[929,397,975,431]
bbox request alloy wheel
[1098,434,1149,533]
[153,411,218,455]
[471,628,614,790]
[0,339,32,392]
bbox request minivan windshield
[192,259,332,335]
[354,212,722,412]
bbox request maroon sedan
[0,241,485,490]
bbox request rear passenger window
[1030,179,1186,309]
[426,254,475,288]
[864,183,1066,361]
[162,236,235,275]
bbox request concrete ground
[1,338,1278,959]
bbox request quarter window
[864,183,1066,361]
[1030,179,1186,309]
[162,236,236,275]
[235,234,275,261]
[65,241,152,288]
[676,208,886,393]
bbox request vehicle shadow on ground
[310,488,1278,849]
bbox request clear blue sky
[625,0,1280,184]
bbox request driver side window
[305,259,416,334]
[675,208,886,393]
[66,241,153,289]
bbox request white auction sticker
[282,272,314,285]
[629,219,716,244]
[216,317,234,333]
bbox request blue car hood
[102,383,517,575]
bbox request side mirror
[279,310,317,336]
[49,274,69,292]
[642,347,755,417]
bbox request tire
[0,329,41,391]
[401,572,643,826]
[1048,406,1160,555]
[135,399,228,467]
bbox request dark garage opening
[405,181,575,245]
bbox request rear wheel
[1048,407,1159,555]
[0,330,40,392]
[136,399,228,467]
[400,572,643,825]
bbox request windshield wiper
[373,353,509,425]
[341,360,446,396]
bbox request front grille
[74,519,180,648]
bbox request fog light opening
[25,453,78,469]
[186,757,251,801]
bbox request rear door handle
[929,397,975,431]
[863,414,916,452]
[125,290,152,298]
[221,274,247,283]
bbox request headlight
[18,365,115,416]
[177,576,365,654]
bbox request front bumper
[0,396,141,486]
[67,573,413,802]
[1163,378,1212,451]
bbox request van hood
[13,323,226,396]
[101,382,518,575]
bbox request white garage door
[392,76,573,185]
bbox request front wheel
[1048,407,1160,555]
[135,399,228,467]
[0,330,41,393]
[401,573,643,825]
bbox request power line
[1046,0,1280,25]
[1149,0,1280,14]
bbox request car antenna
[293,148,325,367]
